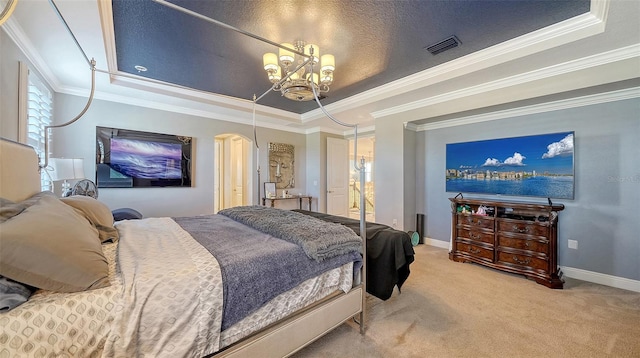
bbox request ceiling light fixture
[262,40,334,101]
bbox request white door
[326,137,349,216]
[231,136,244,207]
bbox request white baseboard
[560,266,640,293]
[422,238,640,293]
[422,237,450,249]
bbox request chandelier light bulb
[279,43,295,65]
[321,54,335,72]
[263,53,278,71]
[268,66,282,83]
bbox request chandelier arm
[36,0,99,172]
[42,60,96,171]
[48,0,92,68]
[309,64,364,172]
[153,0,307,58]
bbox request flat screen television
[96,127,192,188]
[445,131,574,200]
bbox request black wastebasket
[416,213,425,244]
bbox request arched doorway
[214,134,253,212]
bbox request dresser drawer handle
[514,225,530,234]
[469,232,481,240]
[468,246,481,254]
[525,241,531,248]
[512,256,531,265]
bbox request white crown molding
[56,84,310,135]
[403,122,419,132]
[96,0,118,75]
[302,0,610,122]
[374,43,640,120]
[561,266,640,293]
[2,18,62,92]
[415,86,640,131]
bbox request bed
[0,138,365,357]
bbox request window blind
[27,71,53,191]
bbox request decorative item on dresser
[449,196,565,288]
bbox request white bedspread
[0,242,120,357]
[103,218,224,358]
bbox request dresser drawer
[457,214,494,230]
[498,235,549,255]
[457,227,494,244]
[497,251,548,272]
[455,240,494,261]
[497,219,548,237]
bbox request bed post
[358,156,367,334]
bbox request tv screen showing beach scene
[96,127,192,188]
[446,132,574,199]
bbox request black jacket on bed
[294,210,415,300]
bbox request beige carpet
[293,245,640,358]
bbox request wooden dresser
[449,197,564,288]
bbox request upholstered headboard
[0,138,42,202]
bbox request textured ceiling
[112,0,590,114]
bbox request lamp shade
[321,54,335,72]
[49,158,85,181]
[279,43,295,64]
[263,53,278,71]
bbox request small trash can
[416,213,425,244]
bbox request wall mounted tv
[96,127,192,188]
[446,131,574,200]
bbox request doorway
[349,137,375,221]
[214,134,253,212]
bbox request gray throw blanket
[218,206,362,261]
[0,276,35,311]
[173,215,361,329]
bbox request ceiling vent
[425,36,461,55]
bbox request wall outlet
[392,219,397,227]
[568,239,578,250]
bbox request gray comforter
[173,214,361,330]
[218,205,362,261]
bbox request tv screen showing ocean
[110,138,182,179]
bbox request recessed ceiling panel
[112,0,590,114]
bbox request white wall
[416,97,640,282]
[52,93,307,217]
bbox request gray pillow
[61,196,119,243]
[0,193,109,292]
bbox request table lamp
[48,158,85,197]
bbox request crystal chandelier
[262,41,335,101]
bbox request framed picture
[268,142,294,189]
[446,131,574,199]
[264,182,276,199]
